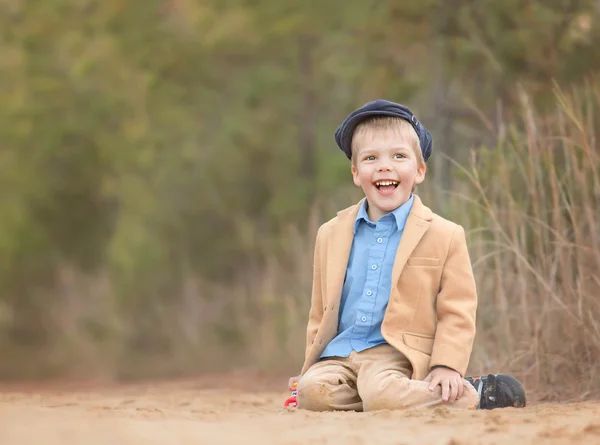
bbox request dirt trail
[0,374,599,445]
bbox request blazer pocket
[407,257,440,267]
[403,332,435,354]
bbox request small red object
[284,382,298,407]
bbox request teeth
[376,181,398,186]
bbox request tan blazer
[302,194,477,381]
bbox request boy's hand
[288,375,300,391]
[423,367,464,403]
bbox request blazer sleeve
[429,225,478,376]
[305,225,325,360]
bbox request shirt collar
[354,194,415,233]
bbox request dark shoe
[465,374,526,410]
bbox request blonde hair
[351,116,424,167]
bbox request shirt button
[361,316,367,322]
[366,290,373,296]
[377,237,383,243]
[371,264,377,270]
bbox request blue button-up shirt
[320,195,414,359]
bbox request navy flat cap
[334,99,433,162]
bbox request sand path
[1,374,599,445]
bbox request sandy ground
[1,374,599,445]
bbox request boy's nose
[377,162,392,171]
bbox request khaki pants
[297,344,479,412]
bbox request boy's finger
[441,380,450,401]
[423,374,432,383]
[428,376,440,391]
[457,379,464,399]
[448,381,458,403]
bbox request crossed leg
[297,345,479,412]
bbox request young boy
[287,100,526,412]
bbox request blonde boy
[288,100,526,412]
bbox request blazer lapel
[391,195,433,284]
[326,199,363,307]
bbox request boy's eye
[365,155,376,161]
[394,153,406,159]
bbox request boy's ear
[414,163,427,185]
[351,163,361,187]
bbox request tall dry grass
[447,83,600,399]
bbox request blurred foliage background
[1,1,599,396]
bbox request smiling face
[351,117,426,222]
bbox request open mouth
[374,180,399,193]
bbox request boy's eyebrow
[358,144,412,154]
[356,147,376,155]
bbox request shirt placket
[351,217,393,348]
